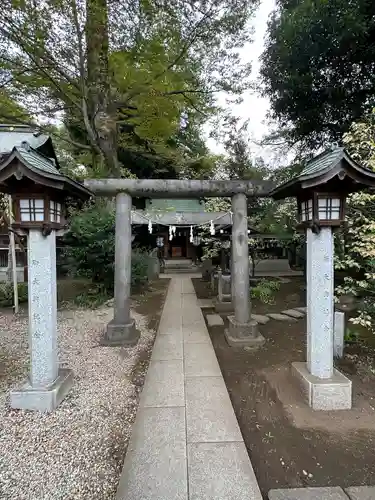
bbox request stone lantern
[0,141,92,411]
[272,147,375,410]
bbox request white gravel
[0,304,157,499]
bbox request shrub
[250,279,280,304]
[131,249,150,289]
[63,203,150,293]
[0,282,28,307]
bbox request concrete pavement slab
[184,343,221,378]
[188,442,262,500]
[186,376,242,443]
[116,407,187,500]
[151,334,183,361]
[140,359,184,407]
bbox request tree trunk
[86,0,120,177]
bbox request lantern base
[10,368,73,412]
[291,362,352,410]
[103,318,139,346]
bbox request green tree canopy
[260,0,375,150]
[0,0,258,177]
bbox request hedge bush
[62,203,150,292]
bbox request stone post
[104,192,139,346]
[232,193,250,324]
[225,193,265,349]
[334,311,345,358]
[306,227,334,378]
[10,229,72,412]
[291,227,352,410]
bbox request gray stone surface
[188,442,262,500]
[85,177,273,197]
[11,230,74,412]
[185,376,242,443]
[197,298,215,309]
[232,193,251,324]
[215,299,234,313]
[118,276,264,499]
[151,334,183,361]
[27,229,58,388]
[251,314,270,325]
[140,360,184,408]
[218,272,232,303]
[306,227,334,379]
[228,315,259,339]
[295,307,307,313]
[268,313,297,322]
[291,362,352,410]
[184,343,221,378]
[225,330,266,349]
[334,311,345,358]
[10,368,73,412]
[113,192,133,328]
[346,486,375,500]
[116,407,187,500]
[104,318,139,346]
[282,309,305,319]
[268,487,348,500]
[206,314,224,327]
[183,324,211,344]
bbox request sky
[205,0,277,157]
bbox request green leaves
[0,0,258,177]
[261,0,375,149]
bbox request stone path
[269,486,375,499]
[116,276,262,500]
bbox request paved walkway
[116,276,262,500]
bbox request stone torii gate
[85,179,273,348]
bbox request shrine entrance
[84,178,273,348]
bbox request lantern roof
[0,124,59,165]
[271,147,375,200]
[0,142,92,200]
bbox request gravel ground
[0,304,156,500]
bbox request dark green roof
[299,148,345,179]
[15,145,60,176]
[0,143,92,199]
[271,147,375,200]
[145,198,204,213]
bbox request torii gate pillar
[104,192,138,346]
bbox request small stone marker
[268,486,349,500]
[218,272,231,302]
[206,314,224,327]
[334,311,345,358]
[294,306,307,313]
[282,309,305,319]
[267,313,297,322]
[251,314,270,325]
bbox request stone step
[251,314,270,325]
[206,314,224,327]
[282,309,305,319]
[267,313,297,322]
[268,486,349,499]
